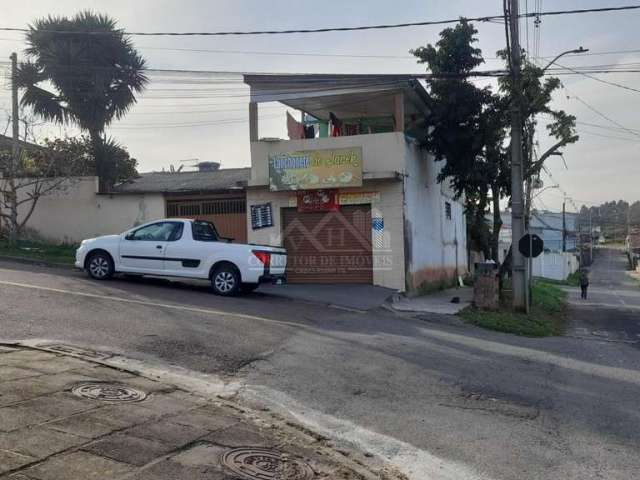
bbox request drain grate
[71,382,147,403]
[221,447,315,480]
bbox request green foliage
[0,238,76,265]
[16,11,147,189]
[411,21,510,258]
[412,23,581,260]
[460,280,567,337]
[28,136,139,183]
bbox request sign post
[518,233,544,313]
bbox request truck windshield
[191,221,220,242]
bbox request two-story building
[243,74,466,292]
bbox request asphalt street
[1,248,639,480]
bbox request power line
[555,61,640,94]
[0,5,638,37]
[563,85,640,139]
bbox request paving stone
[0,351,57,365]
[89,404,161,427]
[0,426,85,458]
[45,411,123,439]
[133,391,207,416]
[0,367,42,382]
[11,357,89,375]
[125,420,209,447]
[0,378,58,407]
[168,410,240,432]
[82,433,174,466]
[18,392,100,418]
[0,405,54,432]
[21,451,134,480]
[128,459,227,480]
[170,442,228,468]
[31,371,97,392]
[204,423,277,448]
[0,450,36,475]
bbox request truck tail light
[252,250,271,267]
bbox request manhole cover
[221,447,315,480]
[71,382,147,403]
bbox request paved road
[1,249,639,480]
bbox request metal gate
[282,205,373,284]
[166,196,247,243]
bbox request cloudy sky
[1,0,639,212]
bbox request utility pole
[507,0,527,311]
[7,52,19,244]
[562,200,566,252]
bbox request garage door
[282,205,373,284]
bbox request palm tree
[16,11,147,191]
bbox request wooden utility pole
[7,52,19,244]
[508,0,527,311]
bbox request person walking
[579,268,590,300]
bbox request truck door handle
[156,245,163,249]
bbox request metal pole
[508,0,527,311]
[562,200,566,252]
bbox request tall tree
[16,11,147,191]
[411,21,510,259]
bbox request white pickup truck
[75,218,287,296]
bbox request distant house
[495,209,579,262]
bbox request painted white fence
[532,252,579,281]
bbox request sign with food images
[268,147,363,191]
[297,190,339,212]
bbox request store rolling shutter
[282,205,373,284]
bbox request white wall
[402,141,467,292]
[11,176,165,244]
[532,252,579,281]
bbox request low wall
[532,252,579,281]
[7,176,165,244]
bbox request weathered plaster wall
[11,176,165,243]
[402,142,467,293]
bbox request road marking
[0,279,307,330]
[420,329,640,386]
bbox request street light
[543,47,589,72]
[533,184,560,200]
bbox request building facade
[244,74,466,292]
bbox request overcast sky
[1,0,639,212]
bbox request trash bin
[473,262,499,310]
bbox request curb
[0,340,389,480]
[0,254,75,270]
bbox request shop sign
[339,191,380,205]
[297,190,339,213]
[269,147,363,191]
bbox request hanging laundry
[287,112,305,140]
[329,112,343,137]
[304,124,315,139]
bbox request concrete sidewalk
[390,286,472,315]
[0,345,375,479]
